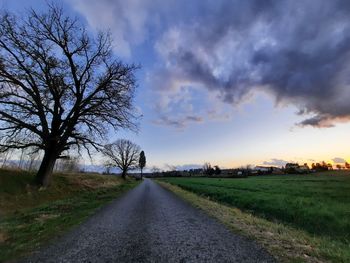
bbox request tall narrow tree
[0,5,138,186]
[139,150,146,179]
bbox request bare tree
[214,165,221,175]
[151,166,161,176]
[103,161,113,175]
[0,148,13,168]
[18,148,26,169]
[203,162,214,176]
[102,139,140,179]
[27,149,40,171]
[0,5,138,186]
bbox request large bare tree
[102,139,140,179]
[0,5,138,186]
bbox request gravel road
[22,179,275,263]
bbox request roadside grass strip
[157,180,350,263]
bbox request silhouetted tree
[139,150,146,179]
[312,161,329,171]
[214,165,221,175]
[311,163,316,170]
[103,161,113,175]
[151,166,161,173]
[345,162,350,169]
[0,5,138,186]
[327,163,333,170]
[203,162,214,176]
[102,139,140,179]
[0,149,13,168]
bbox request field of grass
[0,169,139,262]
[160,171,350,262]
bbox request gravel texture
[22,179,276,263]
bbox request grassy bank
[158,171,350,262]
[0,169,139,262]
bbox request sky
[1,0,350,170]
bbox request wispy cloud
[262,158,289,167]
[152,115,203,129]
[332,157,346,163]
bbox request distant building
[254,166,283,175]
[285,163,310,174]
[255,166,272,172]
[285,163,299,169]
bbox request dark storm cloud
[73,0,350,128]
[155,0,350,127]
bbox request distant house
[271,167,283,174]
[254,166,283,175]
[219,169,247,178]
[255,166,272,173]
[285,163,310,174]
[285,163,299,169]
[299,164,310,171]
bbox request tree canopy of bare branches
[0,5,138,186]
[102,139,141,179]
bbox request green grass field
[161,171,350,243]
[0,169,139,262]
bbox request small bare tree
[102,139,140,179]
[0,149,13,168]
[27,149,40,171]
[0,5,138,186]
[203,162,214,176]
[151,166,161,176]
[103,161,113,175]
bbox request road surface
[23,179,275,262]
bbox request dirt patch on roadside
[35,214,59,223]
[0,231,9,243]
[64,173,121,189]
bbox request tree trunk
[140,168,143,179]
[121,170,127,179]
[36,149,58,187]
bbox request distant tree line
[147,159,350,178]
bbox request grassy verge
[159,172,350,242]
[0,169,139,262]
[157,180,350,263]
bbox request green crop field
[161,171,350,243]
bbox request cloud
[71,0,350,127]
[152,114,203,129]
[152,0,350,127]
[332,157,346,163]
[262,158,289,167]
[69,0,161,58]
